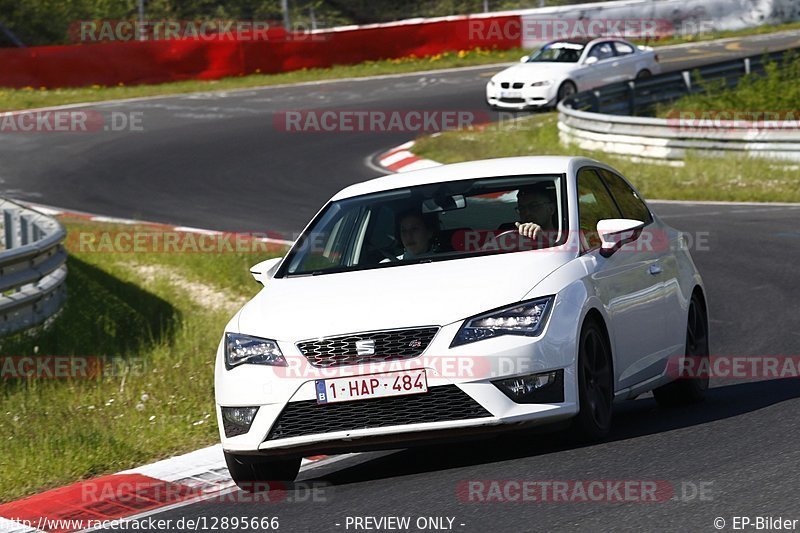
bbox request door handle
[649,264,663,275]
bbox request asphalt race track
[1,30,799,234]
[89,201,800,532]
[2,30,799,532]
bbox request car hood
[493,62,576,83]
[237,250,574,340]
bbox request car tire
[570,317,614,441]
[653,293,709,407]
[224,451,301,492]
[636,69,651,80]
[556,81,577,103]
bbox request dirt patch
[129,264,247,312]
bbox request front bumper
[486,83,557,110]
[215,303,580,456]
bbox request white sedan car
[486,38,661,110]
[216,156,708,488]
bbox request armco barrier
[0,199,67,336]
[0,15,522,89]
[557,48,800,162]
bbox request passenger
[396,210,438,260]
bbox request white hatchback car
[486,38,661,110]
[216,156,708,488]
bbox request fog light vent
[493,369,564,403]
[221,406,259,437]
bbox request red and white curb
[0,445,337,533]
[376,141,442,173]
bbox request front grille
[499,97,526,104]
[265,385,492,441]
[296,327,439,368]
[512,82,524,89]
[500,82,510,89]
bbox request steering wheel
[379,249,400,262]
[481,229,524,252]
[360,244,399,263]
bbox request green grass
[0,218,285,502]
[657,52,800,116]
[414,113,800,203]
[3,20,800,112]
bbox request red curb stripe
[386,155,421,172]
[0,474,199,533]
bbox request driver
[514,182,557,240]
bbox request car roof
[331,156,598,200]
[547,37,593,46]
[546,37,630,47]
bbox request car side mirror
[597,219,645,257]
[584,56,598,65]
[250,257,282,285]
[520,55,530,63]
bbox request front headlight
[530,80,553,87]
[450,296,554,347]
[488,80,496,87]
[225,332,287,369]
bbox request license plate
[501,90,522,98]
[315,369,428,404]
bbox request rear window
[613,42,635,55]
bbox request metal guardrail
[558,48,800,161]
[0,199,68,336]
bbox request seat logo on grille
[355,339,376,356]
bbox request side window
[360,205,399,263]
[577,168,622,251]
[599,169,652,224]
[294,208,360,271]
[613,41,635,56]
[588,42,615,61]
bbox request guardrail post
[4,210,19,249]
[682,70,692,92]
[20,215,33,246]
[628,81,636,115]
[744,57,751,75]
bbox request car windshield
[280,174,567,277]
[527,42,585,63]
